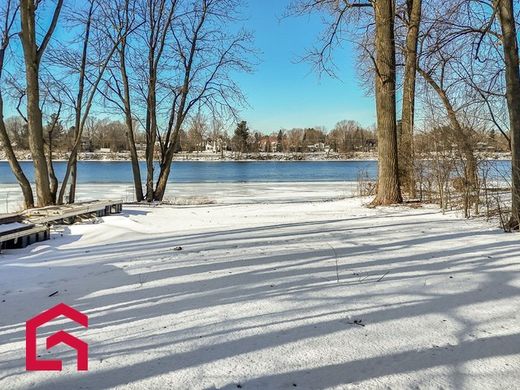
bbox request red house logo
[26,303,89,371]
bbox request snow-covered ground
[0,182,359,213]
[0,195,519,389]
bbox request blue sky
[4,0,376,134]
[234,0,375,133]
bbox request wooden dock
[0,223,50,251]
[0,200,123,251]
[23,200,124,225]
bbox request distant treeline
[4,115,508,156]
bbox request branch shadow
[0,204,519,389]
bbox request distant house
[203,138,228,153]
[205,139,216,152]
[307,142,326,152]
[476,142,496,152]
[365,139,377,151]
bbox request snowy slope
[0,197,519,389]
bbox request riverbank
[1,150,380,162]
[0,197,518,389]
[2,150,512,163]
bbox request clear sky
[234,0,376,134]
[3,0,376,134]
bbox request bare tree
[185,113,207,152]
[413,0,516,217]
[371,0,402,204]
[153,1,252,200]
[493,0,520,228]
[100,0,144,202]
[19,0,63,206]
[398,0,422,197]
[291,0,402,204]
[141,0,177,201]
[98,0,252,202]
[55,0,126,204]
[0,0,34,209]
[329,120,373,153]
[101,0,178,202]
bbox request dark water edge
[0,160,511,184]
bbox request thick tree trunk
[495,0,520,229]
[154,122,182,201]
[399,0,421,198]
[0,97,34,209]
[372,0,402,205]
[69,163,77,203]
[154,113,187,201]
[19,0,53,206]
[154,159,171,202]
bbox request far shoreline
[0,158,380,163]
[1,150,512,163]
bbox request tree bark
[372,0,402,205]
[399,0,421,198]
[495,0,520,229]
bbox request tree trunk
[495,0,520,229]
[399,0,421,198]
[154,159,171,202]
[145,76,157,202]
[154,113,186,202]
[19,0,53,206]
[0,2,34,210]
[46,124,59,203]
[372,0,402,205]
[68,1,94,205]
[0,97,34,209]
[119,45,144,202]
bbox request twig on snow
[377,271,390,282]
[327,242,340,283]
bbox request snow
[0,182,359,213]
[0,194,519,389]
